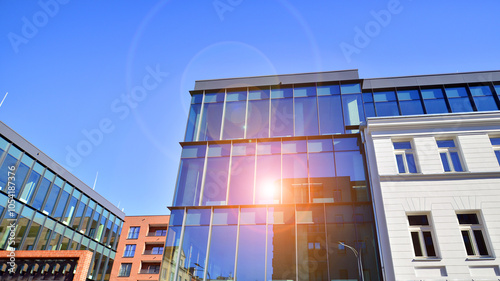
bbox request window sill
[466,257,495,261]
[412,257,442,262]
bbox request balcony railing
[143,250,163,255]
[139,269,160,274]
[147,231,167,237]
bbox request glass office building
[0,122,125,281]
[162,69,500,281]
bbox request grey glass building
[0,121,125,281]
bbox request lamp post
[339,242,364,281]
[194,263,210,280]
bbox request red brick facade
[110,215,169,281]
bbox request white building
[364,112,500,280]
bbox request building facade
[0,121,125,281]
[161,69,500,281]
[111,215,169,281]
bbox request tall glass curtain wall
[0,135,123,281]
[161,206,379,281]
[173,137,367,207]
[185,83,500,142]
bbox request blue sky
[0,0,499,215]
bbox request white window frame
[393,140,418,174]
[457,212,491,258]
[408,214,438,258]
[490,136,500,165]
[437,139,464,172]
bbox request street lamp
[338,242,364,281]
[194,263,210,280]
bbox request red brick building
[110,215,169,281]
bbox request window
[151,246,164,255]
[123,244,136,257]
[408,214,437,258]
[155,229,167,236]
[457,213,490,257]
[490,137,500,165]
[437,139,463,172]
[118,263,132,277]
[128,226,140,239]
[393,141,417,173]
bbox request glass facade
[0,133,124,281]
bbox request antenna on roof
[92,171,98,190]
[0,92,8,108]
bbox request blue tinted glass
[32,177,51,210]
[397,90,420,101]
[342,94,365,126]
[0,154,18,191]
[364,102,376,117]
[491,138,500,145]
[184,104,201,142]
[294,85,316,97]
[232,142,256,156]
[255,154,281,204]
[294,97,318,136]
[185,209,211,225]
[393,141,412,149]
[228,155,255,205]
[191,94,203,104]
[473,96,498,111]
[282,154,308,203]
[400,100,424,115]
[373,91,396,102]
[450,152,463,172]
[257,141,281,155]
[21,169,41,203]
[174,158,204,206]
[395,154,405,173]
[445,87,468,98]
[223,101,246,139]
[317,84,340,96]
[213,208,238,225]
[270,99,293,137]
[247,100,270,139]
[494,150,500,165]
[181,145,206,158]
[470,86,492,96]
[204,92,225,103]
[308,139,333,152]
[406,154,417,173]
[207,225,237,279]
[308,152,335,178]
[437,140,455,148]
[44,184,61,215]
[236,225,266,281]
[318,95,344,135]
[54,189,70,219]
[202,157,229,205]
[271,86,293,99]
[375,101,399,117]
[424,99,448,114]
[13,162,30,198]
[440,153,451,172]
[226,90,247,101]
[179,226,209,279]
[341,83,361,94]
[335,151,365,181]
[334,138,359,151]
[449,97,473,113]
[495,85,500,96]
[248,87,270,100]
[169,209,184,226]
[283,140,307,153]
[362,93,373,102]
[199,102,223,141]
[207,144,231,157]
[421,89,444,99]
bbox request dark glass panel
[72,201,86,230]
[181,145,206,158]
[185,209,211,226]
[179,226,209,280]
[282,153,308,203]
[255,154,281,204]
[373,91,396,102]
[267,224,296,281]
[450,152,463,171]
[446,88,473,112]
[406,154,417,173]
[0,154,19,193]
[473,96,498,111]
[236,225,266,281]
[423,99,448,114]
[362,92,373,102]
[309,152,335,203]
[342,94,365,126]
[393,141,411,149]
[437,140,455,148]
[396,154,405,173]
[411,232,423,256]
[223,101,246,139]
[184,104,201,142]
[169,209,184,226]
[495,150,500,165]
[461,230,474,255]
[43,184,61,215]
[296,205,324,224]
[364,102,376,117]
[297,224,328,281]
[207,225,237,280]
[202,157,229,206]
[334,151,365,181]
[268,206,295,224]
[423,231,436,256]
[397,89,420,101]
[317,84,340,96]
[270,98,293,137]
[440,153,451,172]
[81,204,94,235]
[308,139,333,152]
[489,137,500,145]
[318,95,344,135]
[14,207,33,248]
[334,138,360,151]
[199,102,224,141]
[473,230,489,256]
[13,161,30,198]
[400,100,424,115]
[341,84,361,94]
[325,205,354,223]
[327,222,358,280]
[228,155,255,205]
[22,214,42,250]
[31,176,51,210]
[161,226,183,280]
[204,92,225,103]
[457,214,479,225]
[271,86,293,99]
[408,215,429,226]
[53,189,70,220]
[213,208,238,225]
[20,169,41,203]
[191,94,203,104]
[174,158,205,206]
[375,101,399,117]
[247,99,270,139]
[295,97,319,136]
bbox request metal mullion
[295,205,299,280]
[174,208,187,280]
[323,204,331,281]
[243,87,249,139]
[292,86,296,137]
[203,207,214,281]
[253,142,257,205]
[31,213,47,251]
[195,91,206,141]
[233,206,241,279]
[264,206,268,281]
[16,152,35,202]
[226,141,233,205]
[220,89,227,140]
[198,145,209,206]
[315,83,321,135]
[268,86,271,138]
[280,139,283,204]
